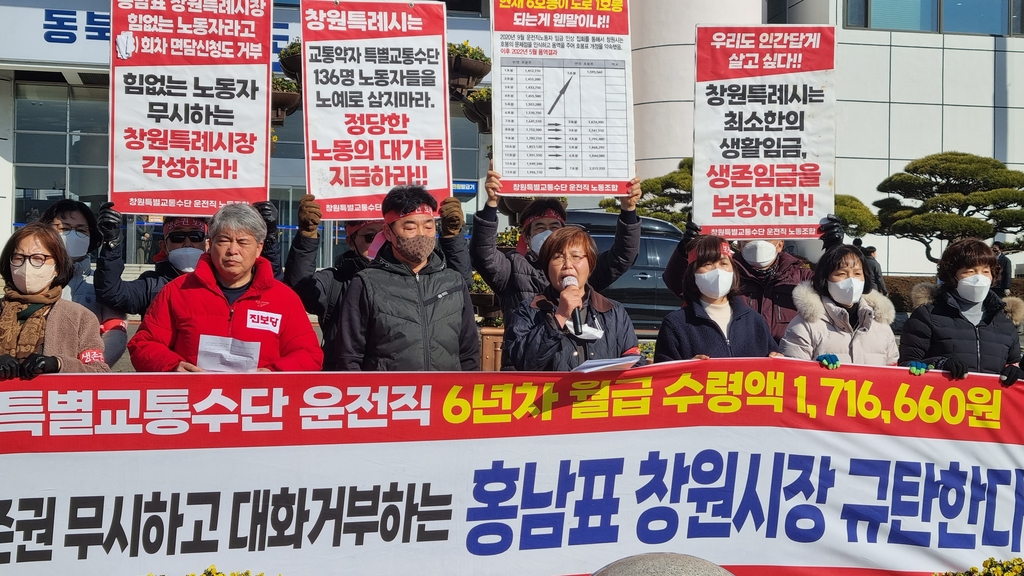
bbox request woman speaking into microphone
[505,226,643,371]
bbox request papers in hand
[572,355,642,373]
[196,335,261,373]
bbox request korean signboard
[301,0,451,220]
[491,0,635,197]
[108,0,272,216]
[693,26,836,239]
[1,358,1020,575]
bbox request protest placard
[301,0,451,220]
[109,0,272,215]
[1,358,1019,575]
[693,26,836,239]
[491,0,634,197]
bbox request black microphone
[561,276,584,335]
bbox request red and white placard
[491,0,635,197]
[109,0,273,216]
[301,0,451,220]
[693,26,836,239]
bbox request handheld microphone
[561,276,584,335]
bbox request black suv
[566,210,683,332]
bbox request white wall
[630,0,762,180]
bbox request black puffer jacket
[470,206,640,348]
[336,243,479,371]
[505,285,642,371]
[284,232,472,370]
[900,283,1024,374]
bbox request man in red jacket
[128,203,323,372]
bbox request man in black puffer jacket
[284,194,472,370]
[337,186,479,371]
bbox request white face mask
[529,230,553,255]
[13,263,56,294]
[741,240,778,268]
[828,278,865,307]
[956,274,991,303]
[167,247,204,273]
[61,230,90,259]
[694,268,733,300]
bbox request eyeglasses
[166,231,206,243]
[56,227,88,238]
[11,253,54,268]
[353,232,378,244]
[550,253,587,266]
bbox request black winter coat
[284,232,473,370]
[654,296,779,362]
[899,285,1023,374]
[505,285,642,371]
[336,244,480,371]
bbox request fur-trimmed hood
[792,280,896,326]
[911,282,1024,327]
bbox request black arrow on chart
[550,166,563,171]
[547,76,573,115]
[548,137,562,141]
[549,154,563,158]
[548,122,562,127]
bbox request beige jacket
[780,281,899,366]
[36,298,110,373]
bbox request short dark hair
[811,245,872,297]
[681,235,739,304]
[538,226,597,279]
[382,185,437,218]
[39,199,101,253]
[1,222,74,289]
[864,246,877,255]
[520,199,566,231]
[852,238,863,247]
[993,241,1005,250]
[937,238,999,287]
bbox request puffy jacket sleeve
[469,212,513,295]
[440,234,473,288]
[283,233,336,323]
[127,281,187,372]
[898,306,942,367]
[504,301,576,371]
[663,239,687,303]
[458,283,481,370]
[336,274,370,371]
[612,306,645,366]
[265,288,323,371]
[589,212,641,292]
[95,240,158,315]
[779,316,816,360]
[51,304,110,373]
[98,302,128,366]
[261,236,283,281]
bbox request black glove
[682,217,702,252]
[1000,364,1024,387]
[253,201,279,243]
[938,356,969,379]
[19,354,60,380]
[818,214,844,251]
[97,201,123,247]
[0,355,19,381]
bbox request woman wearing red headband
[655,235,781,361]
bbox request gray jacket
[336,244,480,371]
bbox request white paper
[196,334,261,373]
[571,354,642,373]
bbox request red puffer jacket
[128,253,323,372]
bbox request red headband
[345,220,382,236]
[383,204,435,225]
[688,241,732,264]
[164,217,208,235]
[522,208,566,231]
